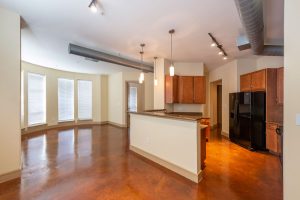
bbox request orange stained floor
[0,125,282,200]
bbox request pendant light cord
[171,33,173,65]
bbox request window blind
[78,80,92,120]
[58,78,74,121]
[28,73,46,126]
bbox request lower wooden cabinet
[201,128,206,170]
[266,122,280,154]
[200,118,210,141]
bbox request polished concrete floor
[0,125,282,200]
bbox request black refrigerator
[229,92,266,150]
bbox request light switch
[296,114,300,126]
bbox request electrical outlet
[296,114,300,126]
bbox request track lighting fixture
[89,0,98,13]
[169,29,175,76]
[208,33,228,60]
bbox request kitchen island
[129,111,208,183]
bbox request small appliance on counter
[229,92,266,151]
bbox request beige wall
[22,62,107,129]
[284,0,300,198]
[0,8,21,176]
[108,71,154,126]
[209,60,238,136]
[154,58,168,109]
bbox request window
[28,73,46,126]
[58,78,74,121]
[78,80,92,120]
[128,87,137,112]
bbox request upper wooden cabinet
[277,67,284,105]
[165,75,206,104]
[178,76,194,103]
[251,69,266,91]
[194,76,206,104]
[240,69,266,92]
[165,75,178,104]
[240,74,252,92]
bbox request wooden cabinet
[165,75,206,104]
[240,74,252,92]
[178,76,194,103]
[200,127,206,170]
[266,122,279,154]
[240,69,266,92]
[194,76,206,104]
[251,69,266,91]
[165,75,178,103]
[277,67,284,105]
[200,118,210,141]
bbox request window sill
[58,120,75,123]
[28,123,47,128]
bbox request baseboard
[0,170,21,184]
[222,130,229,138]
[107,121,127,128]
[130,146,202,183]
[22,121,108,135]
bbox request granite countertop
[130,111,210,122]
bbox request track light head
[89,0,98,13]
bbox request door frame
[125,81,145,128]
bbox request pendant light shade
[139,44,145,84]
[169,65,175,76]
[169,29,175,77]
[154,57,158,86]
[140,72,145,81]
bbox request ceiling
[0,0,283,74]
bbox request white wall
[22,62,106,128]
[154,58,167,109]
[284,0,300,198]
[209,60,238,135]
[130,114,200,175]
[0,8,21,176]
[108,72,123,125]
[108,71,154,126]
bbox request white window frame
[58,78,75,122]
[77,80,93,120]
[27,72,47,127]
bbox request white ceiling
[0,0,283,74]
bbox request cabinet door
[240,74,252,92]
[165,75,178,103]
[194,76,206,104]
[178,76,194,103]
[277,67,284,105]
[251,69,266,91]
[266,123,278,153]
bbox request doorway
[210,80,222,130]
[217,84,222,128]
[126,81,144,128]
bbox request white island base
[130,113,207,183]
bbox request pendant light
[154,57,158,86]
[139,44,145,84]
[169,29,175,76]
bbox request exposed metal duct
[69,44,154,72]
[235,0,283,56]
